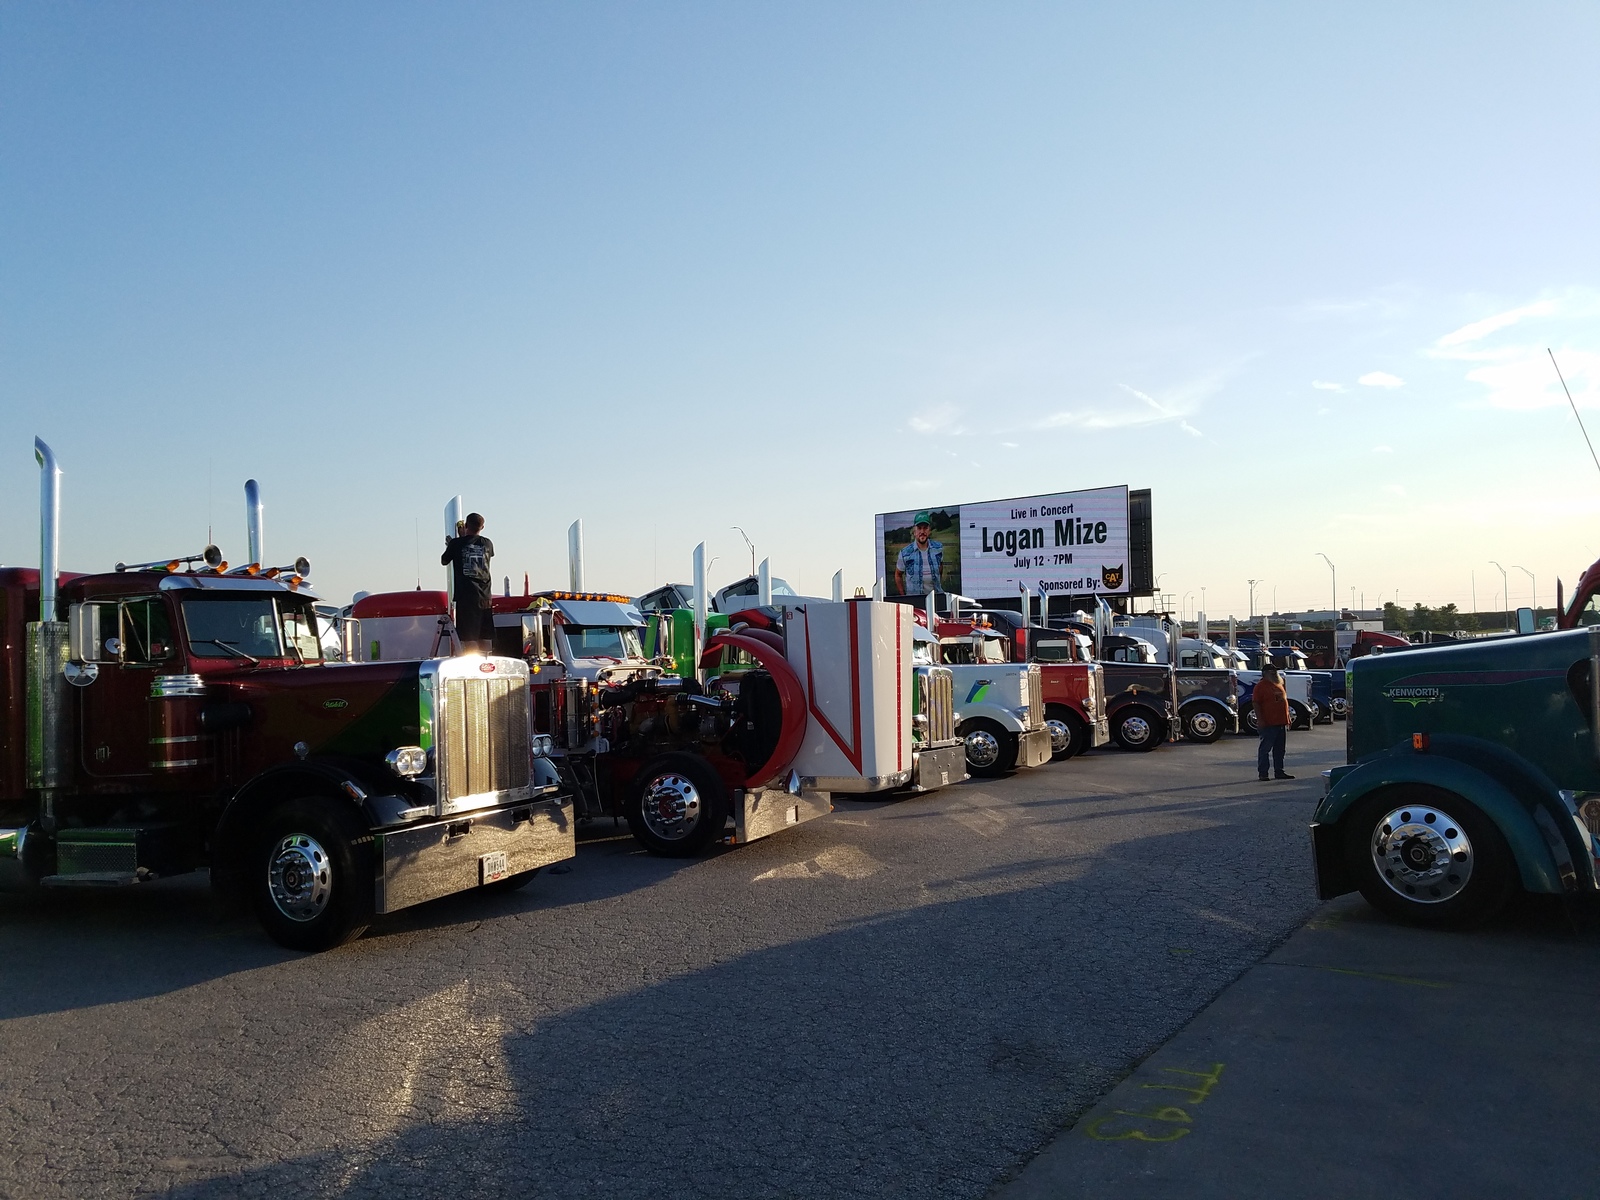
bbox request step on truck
[0,443,574,951]
[352,582,943,854]
[1311,616,1600,927]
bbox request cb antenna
[1550,348,1600,479]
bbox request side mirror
[1516,607,1536,635]
[68,603,102,662]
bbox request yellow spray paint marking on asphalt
[1083,1063,1225,1144]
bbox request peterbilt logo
[479,662,497,673]
[1382,686,1440,707]
[1100,564,1125,590]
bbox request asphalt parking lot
[3,726,1344,1199]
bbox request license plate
[479,850,509,884]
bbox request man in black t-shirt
[441,512,495,652]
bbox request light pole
[732,527,755,576]
[1490,561,1509,616]
[1316,553,1336,621]
[1181,590,1194,622]
[1247,578,1258,619]
[1513,565,1536,613]
[1200,586,1206,617]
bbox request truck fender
[1317,750,1565,896]
[957,706,1025,736]
[211,761,391,893]
[704,631,807,788]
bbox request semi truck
[1310,621,1600,927]
[0,443,574,951]
[1052,621,1179,751]
[1020,625,1112,760]
[930,617,1053,776]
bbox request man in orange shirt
[1254,662,1294,781]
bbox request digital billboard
[876,485,1133,600]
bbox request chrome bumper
[1016,727,1054,769]
[732,786,831,845]
[374,794,574,914]
[910,741,967,792]
[1090,718,1111,748]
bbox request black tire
[482,868,539,894]
[1239,703,1259,734]
[1343,786,1514,928]
[249,797,373,952]
[1289,701,1311,731]
[1112,707,1163,752]
[1182,703,1226,744]
[625,752,729,857]
[1045,705,1088,762]
[960,718,1019,777]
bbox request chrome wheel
[1045,719,1071,754]
[640,772,703,842]
[965,729,1001,768]
[1118,715,1152,747]
[1187,710,1219,739]
[1370,804,1474,904]
[1332,697,1348,717]
[267,833,333,923]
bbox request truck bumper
[909,742,967,792]
[1091,718,1111,749]
[1016,727,1053,770]
[732,786,832,845]
[374,794,575,915]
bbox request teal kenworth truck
[1311,623,1600,926]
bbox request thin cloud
[908,403,967,436]
[1437,300,1559,348]
[1359,372,1405,388]
[1312,380,1345,392]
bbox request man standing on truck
[442,512,495,652]
[1254,662,1293,781]
[896,512,944,596]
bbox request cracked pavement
[0,726,1343,1198]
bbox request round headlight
[386,745,428,778]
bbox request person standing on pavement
[441,512,495,653]
[1254,662,1294,781]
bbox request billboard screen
[876,485,1132,600]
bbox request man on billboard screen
[895,512,945,596]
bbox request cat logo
[1100,564,1125,590]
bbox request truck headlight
[386,745,429,778]
[532,733,554,757]
[1013,705,1030,721]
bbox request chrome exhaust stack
[34,438,59,622]
[568,519,584,592]
[245,478,264,567]
[26,437,69,835]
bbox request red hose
[704,631,808,789]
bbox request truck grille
[919,666,956,744]
[1026,665,1045,731]
[439,675,530,812]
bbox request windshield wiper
[194,638,260,664]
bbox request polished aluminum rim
[268,833,333,922]
[1188,710,1218,739]
[1371,804,1474,903]
[1045,719,1071,753]
[641,772,702,841]
[1119,715,1152,746]
[965,729,1001,768]
[1332,697,1348,715]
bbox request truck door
[78,596,179,779]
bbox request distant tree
[1383,601,1407,632]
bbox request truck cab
[933,619,1052,776]
[1217,644,1314,732]
[1311,625,1600,927]
[1025,626,1111,760]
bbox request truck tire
[1181,704,1225,744]
[625,753,728,858]
[1331,696,1348,719]
[1289,701,1311,731]
[1239,703,1258,734]
[960,718,1019,777]
[1112,707,1163,752]
[1343,786,1514,928]
[250,798,374,952]
[1044,705,1088,761]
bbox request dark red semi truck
[0,441,574,950]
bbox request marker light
[1412,733,1430,752]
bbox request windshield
[1033,638,1080,663]
[564,624,644,661]
[181,595,316,660]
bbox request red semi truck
[0,442,574,951]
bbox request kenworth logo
[1382,686,1441,707]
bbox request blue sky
[3,3,1597,618]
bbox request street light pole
[732,527,755,576]
[1181,590,1194,622]
[1490,561,1509,617]
[1316,553,1336,621]
[1247,578,1258,619]
[1513,565,1536,613]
